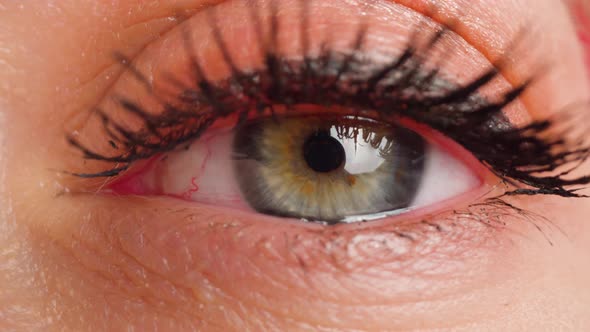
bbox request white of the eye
[410,144,480,208]
[149,127,479,216]
[154,129,246,206]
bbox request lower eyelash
[66,0,590,204]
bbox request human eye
[68,0,588,225]
[107,113,481,223]
[5,0,590,330]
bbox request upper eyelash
[66,1,590,200]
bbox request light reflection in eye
[110,114,481,224]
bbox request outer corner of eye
[107,115,488,225]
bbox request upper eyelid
[101,0,516,67]
[64,0,590,200]
[74,4,215,94]
[86,0,564,136]
[63,1,498,181]
[72,0,536,116]
[383,1,506,68]
[92,1,504,93]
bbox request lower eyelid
[64,193,518,317]
[31,180,560,330]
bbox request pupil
[303,131,346,173]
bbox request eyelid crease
[391,0,562,125]
[390,0,516,76]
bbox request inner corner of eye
[107,112,484,224]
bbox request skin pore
[1,0,590,331]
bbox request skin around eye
[49,1,590,329]
[110,114,482,223]
[2,0,590,331]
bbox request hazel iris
[232,115,426,223]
